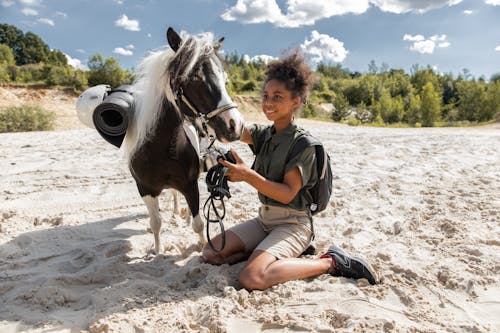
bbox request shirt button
[264,206,269,211]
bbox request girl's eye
[273,95,282,101]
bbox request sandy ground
[0,87,499,332]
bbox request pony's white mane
[122,31,216,161]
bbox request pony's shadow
[0,215,239,331]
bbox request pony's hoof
[180,207,189,219]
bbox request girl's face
[262,79,301,124]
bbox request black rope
[203,163,231,252]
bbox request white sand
[0,120,499,333]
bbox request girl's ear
[292,95,302,109]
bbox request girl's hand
[218,149,250,182]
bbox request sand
[0,88,499,332]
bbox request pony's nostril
[229,119,236,132]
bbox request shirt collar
[264,121,297,145]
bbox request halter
[175,87,237,140]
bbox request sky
[1,0,499,79]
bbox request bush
[0,105,55,132]
[347,118,360,126]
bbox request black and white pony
[122,27,244,254]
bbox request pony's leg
[181,181,205,244]
[186,210,205,244]
[172,189,180,215]
[142,195,162,254]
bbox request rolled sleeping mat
[75,84,110,129]
[92,85,135,148]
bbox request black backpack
[287,135,333,215]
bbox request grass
[0,104,55,133]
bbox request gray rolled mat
[92,85,135,148]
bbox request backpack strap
[286,135,322,240]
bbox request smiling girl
[202,50,378,291]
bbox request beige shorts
[229,205,313,259]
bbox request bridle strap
[179,91,237,120]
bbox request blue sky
[1,0,499,79]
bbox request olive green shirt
[249,122,317,211]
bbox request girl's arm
[219,149,302,205]
[238,126,253,144]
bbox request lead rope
[203,144,234,252]
[203,162,231,252]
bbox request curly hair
[264,49,316,104]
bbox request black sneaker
[321,245,378,285]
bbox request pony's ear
[214,37,224,50]
[167,27,182,52]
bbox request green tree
[87,53,128,87]
[0,44,15,66]
[331,93,349,121]
[0,24,24,64]
[456,80,486,121]
[21,31,50,64]
[490,73,500,83]
[479,81,500,121]
[406,93,422,125]
[419,82,441,126]
[411,68,442,97]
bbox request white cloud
[403,34,424,42]
[126,44,134,49]
[486,0,500,6]
[1,0,15,7]
[221,0,463,27]
[463,10,474,14]
[403,34,450,54]
[243,54,277,64]
[115,14,140,31]
[301,30,348,64]
[114,0,124,4]
[221,0,283,25]
[65,53,87,70]
[495,46,500,51]
[21,7,38,15]
[147,33,152,38]
[410,40,435,54]
[19,0,42,6]
[37,17,54,26]
[113,47,133,56]
[370,0,462,14]
[76,48,86,54]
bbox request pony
[122,27,244,254]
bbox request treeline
[0,24,132,92]
[225,54,500,126]
[1,23,499,126]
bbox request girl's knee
[239,269,266,291]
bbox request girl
[202,50,378,291]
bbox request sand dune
[0,121,499,332]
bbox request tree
[419,82,441,126]
[87,53,129,87]
[21,32,50,64]
[490,72,500,83]
[0,44,15,66]
[483,81,500,121]
[456,80,486,121]
[0,24,24,64]
[406,93,422,125]
[331,93,349,121]
[0,23,67,66]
